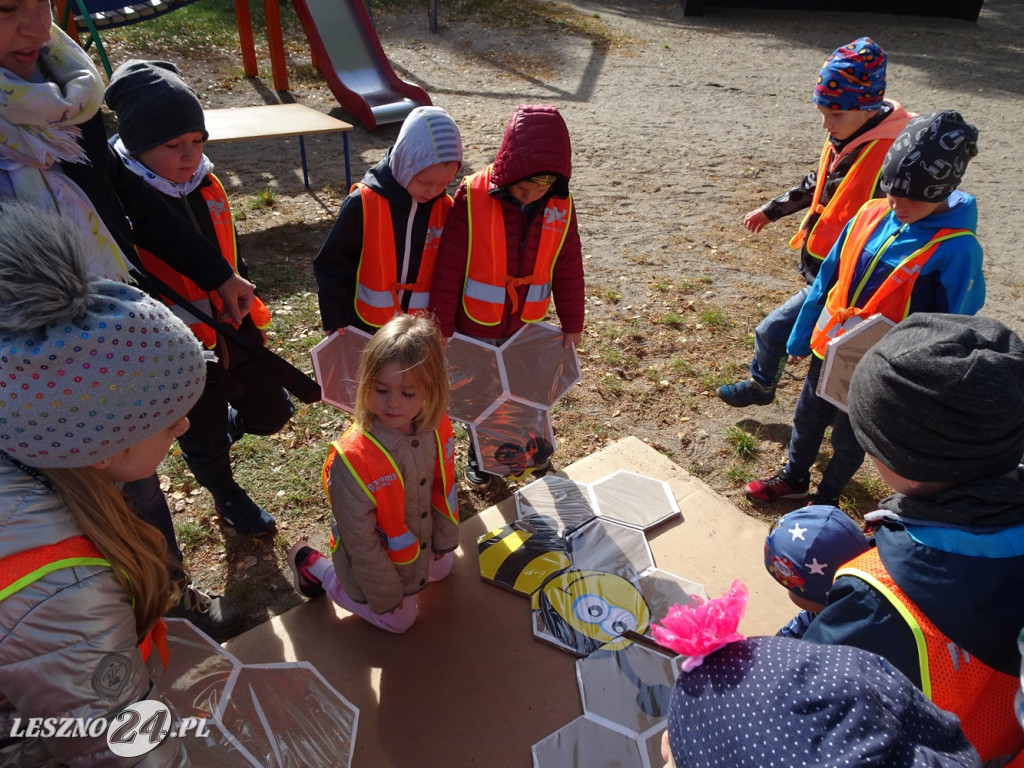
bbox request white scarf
[0,24,131,280]
[111,136,214,198]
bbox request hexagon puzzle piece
[532,715,645,768]
[218,663,358,767]
[471,395,554,476]
[445,332,504,423]
[577,641,681,736]
[309,328,372,412]
[589,470,681,530]
[499,322,581,407]
[515,474,595,533]
[477,517,571,597]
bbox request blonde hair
[41,467,173,642]
[354,314,449,432]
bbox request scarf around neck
[111,135,214,198]
[0,23,130,280]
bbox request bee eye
[573,594,610,624]
[602,607,638,638]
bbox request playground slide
[290,0,431,130]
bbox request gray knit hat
[849,313,1024,483]
[0,202,205,468]
[105,60,208,155]
[390,106,463,190]
[879,111,979,202]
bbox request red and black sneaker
[745,471,809,503]
[287,541,326,598]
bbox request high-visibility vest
[321,417,458,565]
[137,174,272,349]
[790,137,890,262]
[461,167,571,326]
[837,548,1024,764]
[0,535,169,667]
[809,198,974,358]
[353,184,452,328]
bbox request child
[658,636,980,768]
[746,110,985,506]
[427,103,585,487]
[105,60,295,540]
[0,202,205,765]
[763,504,869,638]
[718,37,913,407]
[314,106,463,335]
[289,314,459,633]
[801,313,1024,764]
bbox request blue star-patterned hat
[764,505,869,605]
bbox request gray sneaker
[167,581,242,641]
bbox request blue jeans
[783,355,865,500]
[749,286,810,389]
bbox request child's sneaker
[288,541,326,598]
[806,492,841,508]
[214,489,276,537]
[717,379,776,407]
[745,470,809,503]
[167,580,242,641]
[464,449,492,489]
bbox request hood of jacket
[358,148,425,209]
[490,105,572,196]
[902,189,978,234]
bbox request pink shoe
[288,541,326,598]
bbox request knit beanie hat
[666,636,981,768]
[880,110,979,202]
[813,37,887,111]
[764,505,869,606]
[105,60,208,156]
[0,201,206,469]
[390,106,463,190]
[849,313,1024,484]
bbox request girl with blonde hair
[289,314,459,633]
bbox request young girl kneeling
[289,315,458,633]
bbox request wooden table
[204,103,353,190]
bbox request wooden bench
[204,103,354,190]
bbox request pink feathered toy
[650,579,748,671]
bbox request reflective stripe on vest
[462,167,570,326]
[789,138,890,261]
[0,536,168,667]
[809,198,974,358]
[136,174,272,348]
[354,184,453,328]
[837,548,1024,763]
[321,417,458,565]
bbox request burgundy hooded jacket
[428,104,585,340]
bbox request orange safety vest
[136,174,272,349]
[354,184,452,328]
[0,535,169,668]
[809,198,974,358]
[837,548,1024,764]
[321,417,458,565]
[461,167,571,326]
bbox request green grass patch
[659,312,685,327]
[598,373,624,398]
[698,309,728,327]
[725,425,759,461]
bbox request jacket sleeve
[107,145,234,292]
[800,574,923,688]
[328,460,405,614]
[427,185,470,338]
[430,507,460,554]
[762,170,818,222]
[929,236,986,316]
[0,568,187,767]
[313,190,365,333]
[550,207,585,335]
[786,219,850,357]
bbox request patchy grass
[725,424,759,461]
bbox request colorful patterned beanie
[0,202,206,468]
[813,37,887,111]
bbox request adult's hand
[562,332,581,350]
[215,274,256,325]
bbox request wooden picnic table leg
[232,0,259,77]
[263,0,290,91]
